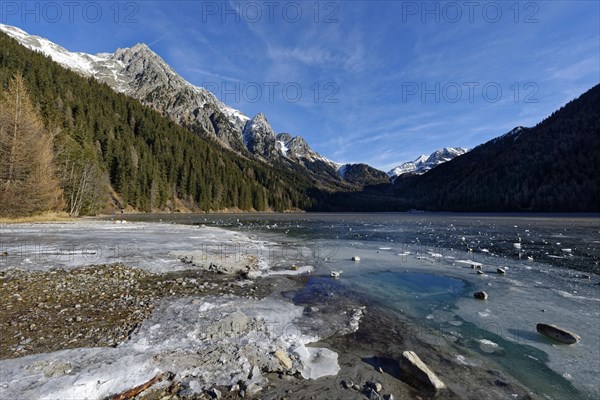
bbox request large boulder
[536,323,581,344]
[399,351,446,393]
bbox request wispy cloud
[11,0,597,170]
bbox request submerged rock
[399,351,446,393]
[474,291,488,300]
[497,268,506,274]
[536,323,581,344]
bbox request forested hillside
[0,32,319,216]
[394,84,600,212]
[1,30,597,216]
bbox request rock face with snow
[0,24,348,183]
[111,44,248,152]
[243,113,278,159]
[388,148,469,179]
[238,114,342,183]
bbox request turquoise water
[294,268,586,399]
[347,271,584,400]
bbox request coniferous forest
[0,32,321,216]
[393,84,600,212]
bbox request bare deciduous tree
[0,74,63,217]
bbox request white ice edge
[0,296,342,399]
[0,220,284,274]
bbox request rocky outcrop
[338,163,390,186]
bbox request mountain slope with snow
[393,83,600,212]
[0,24,251,150]
[0,23,354,184]
[388,147,469,179]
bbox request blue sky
[3,1,599,170]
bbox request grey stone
[208,387,221,399]
[399,351,446,393]
[536,323,580,344]
[474,291,488,300]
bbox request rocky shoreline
[1,260,538,400]
[0,220,545,400]
[0,263,274,360]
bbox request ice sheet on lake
[322,239,600,398]
[0,221,294,274]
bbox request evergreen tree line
[0,32,318,216]
[393,84,600,212]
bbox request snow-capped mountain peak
[0,23,375,187]
[388,147,469,178]
[0,23,249,142]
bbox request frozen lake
[1,214,598,399]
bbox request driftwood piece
[108,372,167,400]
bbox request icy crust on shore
[0,221,313,276]
[0,296,343,399]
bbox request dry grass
[0,211,74,224]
